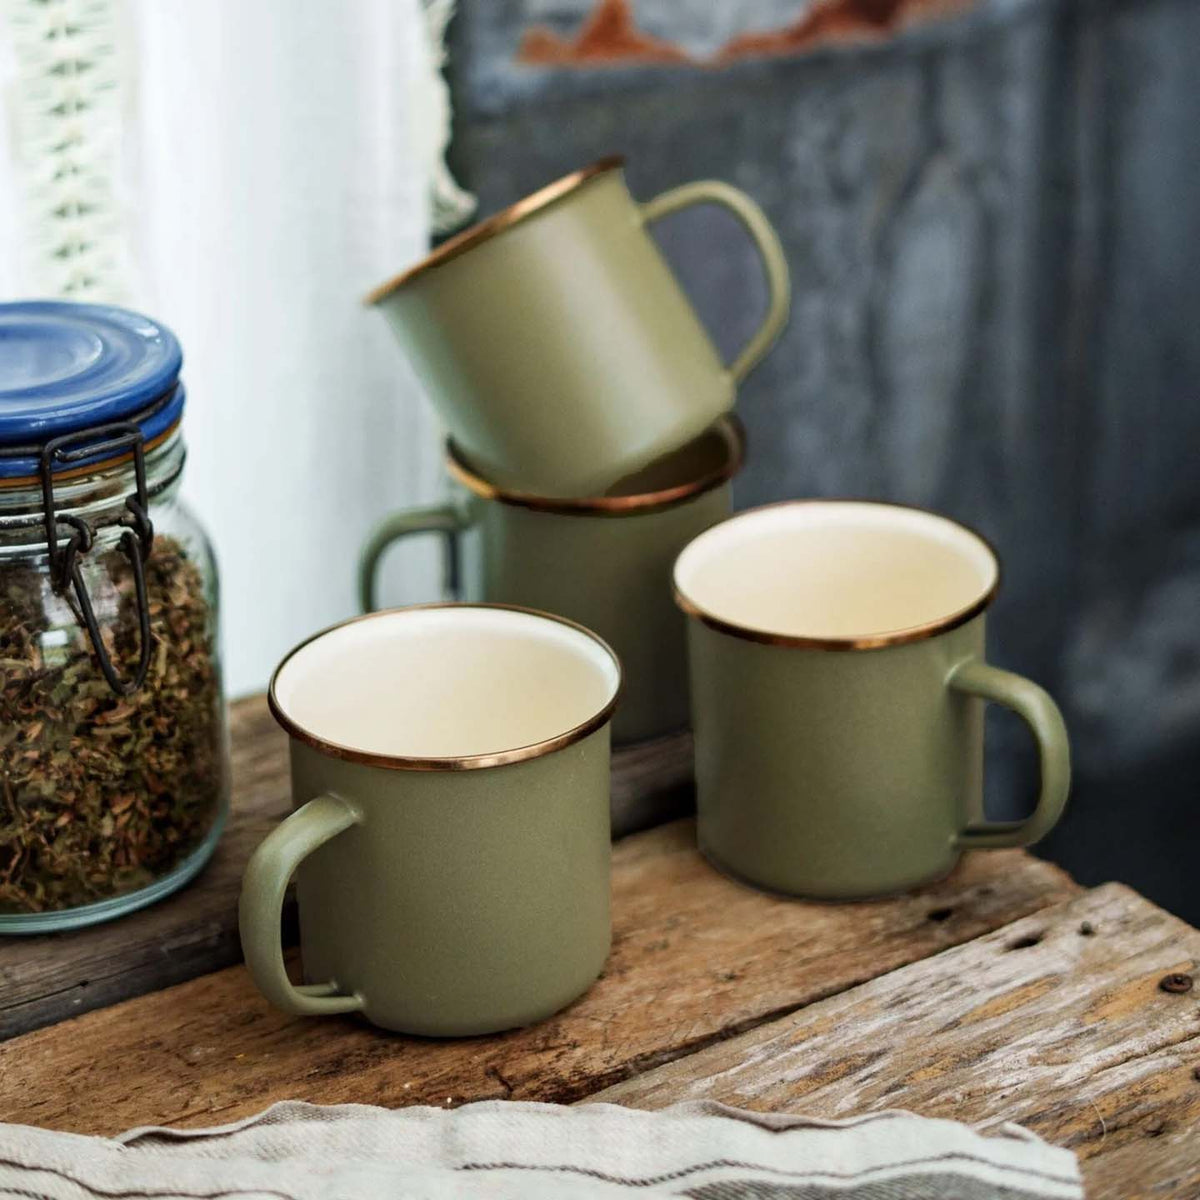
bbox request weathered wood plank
[593,884,1200,1200]
[1075,1124,1200,1200]
[609,729,695,835]
[0,822,1076,1135]
[0,697,693,1041]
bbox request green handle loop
[949,659,1071,849]
[358,502,467,613]
[238,794,365,1016]
[640,180,791,384]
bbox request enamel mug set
[239,158,1071,1037]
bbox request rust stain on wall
[519,0,690,66]
[517,0,972,68]
[717,0,971,62]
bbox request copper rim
[673,498,1002,651]
[364,156,625,305]
[445,416,745,517]
[268,602,622,772]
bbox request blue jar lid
[0,300,185,479]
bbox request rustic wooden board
[609,729,695,835]
[0,696,693,1041]
[594,884,1200,1200]
[0,822,1077,1135]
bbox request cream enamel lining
[674,501,999,645]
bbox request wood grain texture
[0,698,693,1041]
[594,884,1200,1200]
[0,821,1076,1135]
[609,728,694,835]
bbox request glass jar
[0,301,229,933]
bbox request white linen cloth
[0,1099,1082,1199]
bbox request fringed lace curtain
[0,0,473,693]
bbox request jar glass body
[0,431,229,932]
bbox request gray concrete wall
[446,0,1200,918]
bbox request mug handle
[948,660,1071,849]
[239,794,366,1017]
[640,181,791,383]
[358,502,467,613]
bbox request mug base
[697,841,961,903]
[340,947,610,1038]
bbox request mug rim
[444,416,745,517]
[672,498,1002,651]
[364,156,625,305]
[268,602,622,771]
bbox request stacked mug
[238,158,1070,1038]
[358,156,790,743]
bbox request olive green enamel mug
[366,157,789,497]
[359,418,743,745]
[239,604,620,1036]
[674,501,1071,899]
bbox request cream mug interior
[271,605,621,762]
[674,500,998,645]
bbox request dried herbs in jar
[0,302,229,932]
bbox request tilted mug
[673,501,1071,899]
[359,417,743,745]
[239,604,620,1036]
[366,157,789,496]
